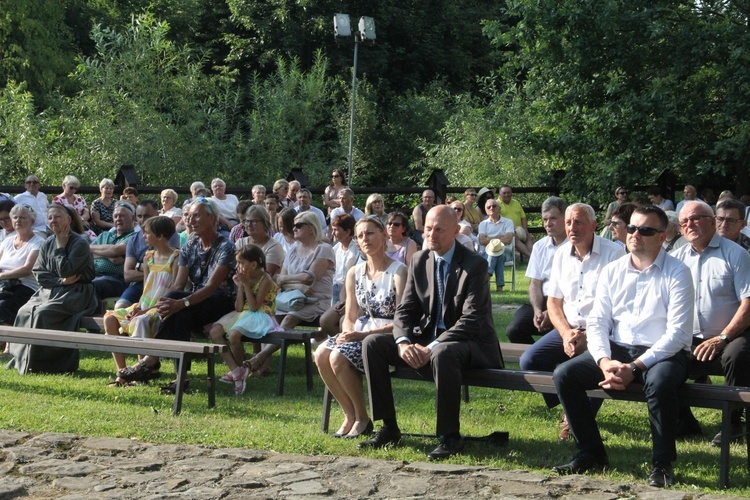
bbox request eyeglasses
[67,185,79,191]
[626,225,665,237]
[679,214,713,227]
[715,216,740,225]
[387,221,402,227]
[486,204,500,209]
[244,219,261,225]
[0,217,10,223]
[452,207,463,212]
[25,180,40,185]
[293,222,308,229]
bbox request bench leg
[207,353,217,409]
[462,385,470,403]
[304,339,313,392]
[276,340,289,396]
[745,406,750,477]
[719,401,731,489]
[172,354,189,416]
[321,386,333,434]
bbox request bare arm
[0,249,39,280]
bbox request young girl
[209,244,280,395]
[104,216,179,386]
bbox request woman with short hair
[160,189,182,224]
[91,178,116,233]
[364,194,387,225]
[236,205,285,278]
[53,175,91,231]
[385,212,417,264]
[0,204,45,325]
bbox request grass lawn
[0,263,748,495]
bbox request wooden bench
[320,342,750,488]
[81,315,318,397]
[0,325,227,416]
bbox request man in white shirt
[329,188,364,223]
[506,197,568,344]
[672,200,750,445]
[15,175,49,237]
[519,203,624,438]
[295,188,327,231]
[552,205,694,488]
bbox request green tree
[486,0,750,201]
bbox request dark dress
[8,232,98,374]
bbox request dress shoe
[345,420,374,439]
[675,415,703,439]
[558,412,571,441]
[552,451,609,475]
[710,423,745,447]
[357,427,401,450]
[648,462,674,487]
[427,434,465,461]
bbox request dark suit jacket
[393,242,503,368]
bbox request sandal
[107,378,139,388]
[118,361,161,382]
[234,366,250,396]
[160,379,190,395]
[219,371,236,384]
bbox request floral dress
[214,274,282,339]
[322,259,404,372]
[53,194,96,241]
[104,249,179,338]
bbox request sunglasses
[626,225,664,237]
[331,174,341,178]
[617,191,629,195]
[67,185,79,191]
[293,222,308,229]
[387,221,402,227]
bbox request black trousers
[553,343,688,464]
[506,302,551,344]
[154,290,234,371]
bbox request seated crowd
[2,174,750,488]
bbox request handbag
[275,289,308,312]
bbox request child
[104,216,178,386]
[209,244,280,395]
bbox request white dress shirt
[547,235,625,328]
[525,236,567,297]
[587,250,694,369]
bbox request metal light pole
[334,14,375,186]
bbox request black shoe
[427,434,465,461]
[552,452,609,475]
[710,424,745,447]
[357,427,401,450]
[160,379,189,395]
[648,462,674,487]
[676,415,703,439]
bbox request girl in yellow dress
[209,244,280,395]
[104,216,178,386]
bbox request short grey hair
[99,178,115,189]
[63,175,80,188]
[10,203,35,219]
[252,184,266,195]
[565,203,596,223]
[679,200,713,218]
[339,187,354,198]
[541,196,567,215]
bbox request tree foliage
[486,0,750,202]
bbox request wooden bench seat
[0,325,227,416]
[320,342,750,488]
[81,315,318,397]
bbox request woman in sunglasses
[608,203,637,250]
[384,212,417,264]
[247,211,334,376]
[604,186,630,227]
[324,169,347,216]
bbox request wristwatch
[629,362,642,377]
[183,298,190,308]
[719,334,731,343]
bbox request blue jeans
[483,248,511,288]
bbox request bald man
[359,205,503,460]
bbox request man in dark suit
[358,205,503,460]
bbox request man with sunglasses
[553,206,694,488]
[14,175,49,237]
[671,200,750,446]
[520,203,624,440]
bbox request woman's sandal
[117,361,161,382]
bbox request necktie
[434,258,447,337]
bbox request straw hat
[486,238,505,257]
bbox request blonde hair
[63,175,80,188]
[294,211,324,243]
